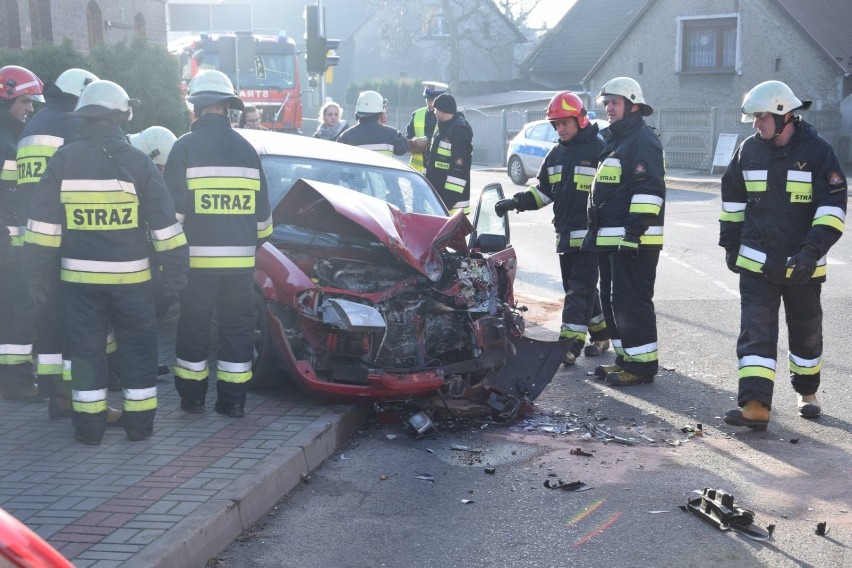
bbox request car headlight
[320,299,386,332]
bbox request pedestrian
[337,91,408,157]
[239,106,268,130]
[720,80,846,430]
[406,81,447,173]
[495,92,610,365]
[164,69,272,418]
[24,80,189,444]
[313,101,347,141]
[424,93,473,215]
[586,77,665,386]
[0,65,43,403]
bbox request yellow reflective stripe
[61,257,151,284]
[436,141,451,157]
[444,175,465,194]
[123,387,157,412]
[568,229,586,248]
[37,353,63,375]
[186,177,261,191]
[743,169,767,192]
[547,165,562,185]
[150,222,187,251]
[573,166,594,191]
[0,343,32,365]
[785,262,827,280]
[73,400,108,414]
[596,158,620,183]
[72,388,108,414]
[720,211,745,222]
[812,206,845,232]
[65,203,139,230]
[1,160,16,181]
[739,355,774,380]
[409,108,427,171]
[738,366,775,380]
[194,189,255,214]
[529,186,551,208]
[24,229,62,247]
[62,269,151,284]
[589,314,606,333]
[630,194,663,216]
[216,369,253,383]
[786,181,811,193]
[190,256,255,269]
[789,353,821,376]
[559,329,586,341]
[152,232,187,252]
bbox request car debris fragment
[543,479,592,492]
[584,423,637,446]
[415,473,435,482]
[682,488,775,541]
[569,448,594,457]
[460,499,474,504]
[484,467,496,474]
[815,522,828,536]
[407,411,435,436]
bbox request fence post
[501,109,508,167]
[709,107,719,173]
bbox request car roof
[235,128,415,172]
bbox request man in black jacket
[338,90,408,157]
[425,94,473,215]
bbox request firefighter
[720,81,846,430]
[164,69,272,418]
[424,93,473,215]
[495,92,610,365]
[128,126,176,176]
[16,68,100,417]
[406,81,447,172]
[586,77,665,386]
[0,65,42,402]
[337,91,408,156]
[24,80,188,444]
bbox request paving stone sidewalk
[0,310,367,567]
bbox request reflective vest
[409,107,428,172]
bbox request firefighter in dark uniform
[0,65,42,402]
[720,81,846,430]
[16,68,100,417]
[24,80,189,444]
[495,91,610,365]
[337,90,409,157]
[424,94,473,215]
[406,81,447,173]
[586,77,665,387]
[164,69,272,418]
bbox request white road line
[660,251,740,298]
[674,222,703,228]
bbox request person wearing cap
[406,81,447,172]
[720,80,846,431]
[337,90,408,156]
[585,77,665,387]
[424,93,473,215]
[163,69,272,419]
[24,79,189,445]
[0,65,44,403]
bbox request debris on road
[680,424,704,437]
[647,510,670,514]
[584,423,637,446]
[415,473,435,482]
[450,444,483,453]
[789,438,799,444]
[682,487,775,541]
[544,479,592,492]
[484,467,496,474]
[815,522,829,536]
[569,448,594,457]
[460,499,474,504]
[406,411,435,436]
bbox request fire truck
[170,32,303,132]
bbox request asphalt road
[218,169,852,568]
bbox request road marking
[674,222,703,228]
[661,251,740,298]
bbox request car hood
[273,179,472,281]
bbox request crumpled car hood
[273,179,472,280]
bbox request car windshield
[261,155,448,216]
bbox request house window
[428,15,448,37]
[3,0,22,49]
[28,0,52,44]
[681,17,736,73]
[135,12,146,38]
[86,1,103,49]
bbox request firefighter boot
[214,399,245,418]
[724,400,770,430]
[1,383,45,403]
[584,339,611,357]
[797,394,821,419]
[48,396,72,419]
[106,406,123,426]
[180,399,206,414]
[593,363,621,379]
[605,370,655,387]
[562,351,577,366]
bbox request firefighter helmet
[355,90,385,115]
[0,65,44,102]
[54,68,99,98]
[740,80,811,122]
[597,77,652,116]
[187,69,244,111]
[128,126,177,167]
[69,80,137,120]
[545,91,589,128]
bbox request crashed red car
[240,131,565,405]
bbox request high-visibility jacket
[425,112,473,214]
[337,118,408,156]
[24,122,188,286]
[406,106,436,172]
[1,110,24,248]
[719,118,847,283]
[514,122,604,252]
[587,113,665,250]
[164,113,272,273]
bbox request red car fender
[0,508,73,567]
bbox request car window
[529,123,551,141]
[260,155,447,216]
[547,126,559,143]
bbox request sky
[525,0,577,30]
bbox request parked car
[0,507,73,567]
[505,117,610,185]
[238,130,566,408]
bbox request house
[582,0,852,166]
[1,0,167,52]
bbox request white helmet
[598,76,653,116]
[187,69,244,111]
[69,79,136,120]
[740,80,811,122]
[355,90,385,115]
[128,126,177,167]
[54,68,99,97]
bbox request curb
[128,404,371,568]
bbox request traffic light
[305,6,326,75]
[325,38,340,69]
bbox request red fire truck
[170,32,303,132]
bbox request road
[218,169,852,567]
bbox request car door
[468,182,517,306]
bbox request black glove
[618,230,641,261]
[494,197,518,217]
[725,248,740,274]
[160,272,187,298]
[786,244,819,284]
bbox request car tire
[507,156,528,185]
[248,289,281,391]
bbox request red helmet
[0,65,44,101]
[545,91,588,128]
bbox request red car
[241,131,565,407]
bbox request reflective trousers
[736,272,822,409]
[599,250,660,376]
[558,250,609,356]
[174,271,254,407]
[0,248,34,391]
[65,282,158,443]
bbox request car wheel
[507,156,528,185]
[248,289,281,390]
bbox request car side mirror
[475,233,508,253]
